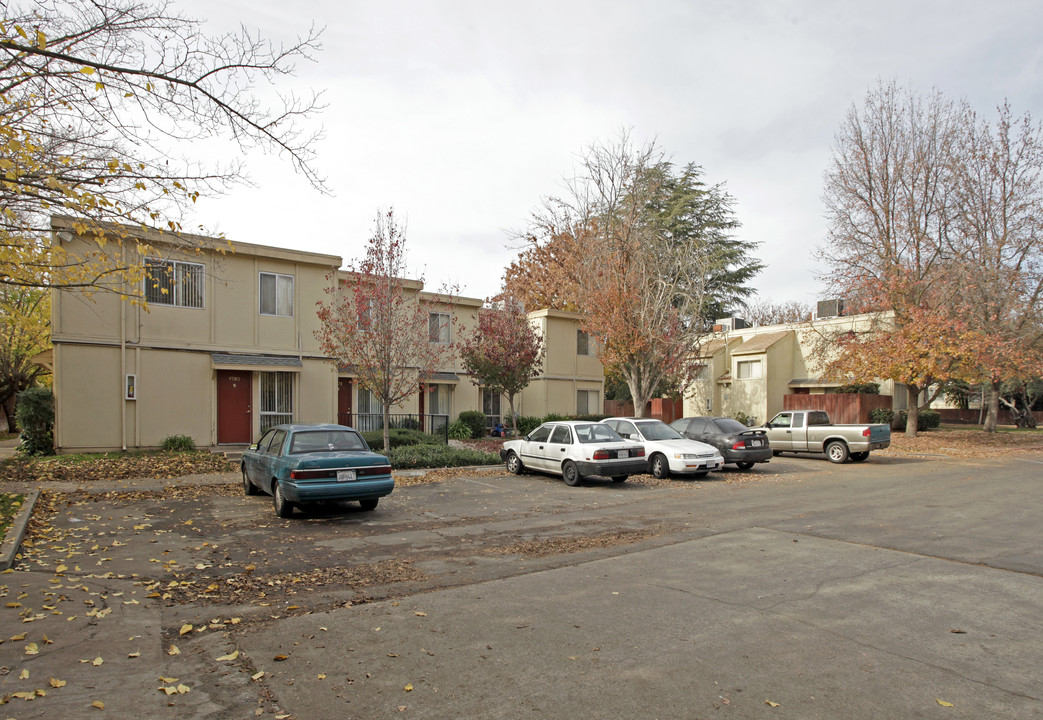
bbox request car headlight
[674,453,697,460]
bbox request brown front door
[337,378,353,427]
[217,370,252,444]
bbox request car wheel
[273,481,294,518]
[650,453,670,479]
[562,460,582,487]
[736,461,755,470]
[850,451,869,462]
[359,497,379,511]
[242,465,258,495]
[506,451,524,475]
[611,475,628,483]
[826,441,849,464]
[772,450,782,457]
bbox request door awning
[212,353,303,371]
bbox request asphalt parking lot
[2,452,1041,718]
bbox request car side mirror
[764,422,772,429]
[248,443,259,451]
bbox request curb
[0,487,39,571]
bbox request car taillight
[732,440,746,450]
[290,469,331,479]
[633,448,644,458]
[593,450,611,460]
[862,428,871,437]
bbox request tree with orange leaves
[506,133,761,416]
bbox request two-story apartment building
[48,217,602,452]
[683,312,907,425]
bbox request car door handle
[560,448,566,452]
[538,445,544,449]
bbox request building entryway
[337,378,353,427]
[217,370,252,444]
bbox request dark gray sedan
[670,416,772,470]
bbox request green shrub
[515,415,543,436]
[897,409,939,431]
[541,413,569,423]
[456,411,486,439]
[732,411,754,427]
[836,382,880,394]
[387,444,501,469]
[869,408,894,425]
[161,434,196,452]
[391,417,420,430]
[16,387,54,456]
[570,414,610,422]
[362,428,442,451]
[447,420,472,441]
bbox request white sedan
[602,417,724,479]
[499,420,647,486]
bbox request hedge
[387,444,501,469]
[362,428,442,451]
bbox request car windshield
[289,430,367,454]
[574,423,623,444]
[714,418,748,434]
[635,420,684,441]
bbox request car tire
[506,451,524,475]
[650,453,670,479]
[273,481,294,518]
[562,460,582,486]
[772,450,782,457]
[359,497,379,511]
[850,451,869,462]
[826,441,849,464]
[736,461,755,470]
[611,475,628,483]
[242,465,258,495]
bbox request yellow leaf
[11,632,27,640]
[177,684,191,694]
[216,649,239,661]
[414,611,427,617]
[79,66,95,75]
[167,644,180,655]
[161,686,177,695]
[36,30,47,48]
[273,654,288,661]
[251,671,265,681]
[317,673,327,679]
[92,700,105,709]
[179,624,193,635]
[19,668,29,679]
[6,602,21,608]
[25,642,39,655]
[937,699,954,707]
[404,683,413,692]
[50,677,66,688]
[765,700,781,707]
[55,565,67,573]
[159,676,178,683]
[128,651,141,658]
[92,656,103,666]
[95,81,104,91]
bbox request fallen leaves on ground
[0,451,234,484]
[880,428,1043,458]
[488,529,657,559]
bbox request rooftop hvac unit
[817,299,844,318]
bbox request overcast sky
[175,0,1043,309]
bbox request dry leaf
[317,673,327,679]
[765,700,781,707]
[25,642,39,655]
[92,700,105,709]
[414,611,427,617]
[937,699,954,707]
[404,683,413,692]
[215,650,239,661]
[167,645,180,656]
[159,676,179,683]
[251,671,265,681]
[19,669,30,679]
[128,651,141,658]
[161,686,177,695]
[273,654,288,661]
[176,684,191,694]
[179,624,193,636]
[50,678,66,688]
[91,656,103,666]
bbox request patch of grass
[0,492,25,537]
[0,450,233,483]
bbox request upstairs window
[429,312,450,344]
[259,272,294,317]
[577,389,599,415]
[577,329,591,356]
[736,360,762,379]
[144,258,204,308]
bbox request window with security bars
[144,258,204,308]
[259,272,294,317]
[259,372,293,431]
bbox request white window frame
[429,312,451,344]
[259,371,293,431]
[143,258,204,308]
[736,360,762,380]
[577,389,599,415]
[259,272,294,317]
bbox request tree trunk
[904,385,920,438]
[982,381,1001,433]
[382,404,391,457]
[506,394,517,434]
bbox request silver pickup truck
[760,410,891,463]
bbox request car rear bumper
[283,477,395,503]
[721,446,773,464]
[575,459,649,477]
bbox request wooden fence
[603,397,684,423]
[782,393,893,425]
[936,408,1043,425]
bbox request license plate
[337,469,357,482]
[617,450,628,458]
[750,439,762,447]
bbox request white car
[602,417,724,479]
[499,420,647,486]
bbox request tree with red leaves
[316,209,457,452]
[458,298,544,434]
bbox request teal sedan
[241,423,394,518]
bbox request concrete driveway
[2,452,1041,718]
